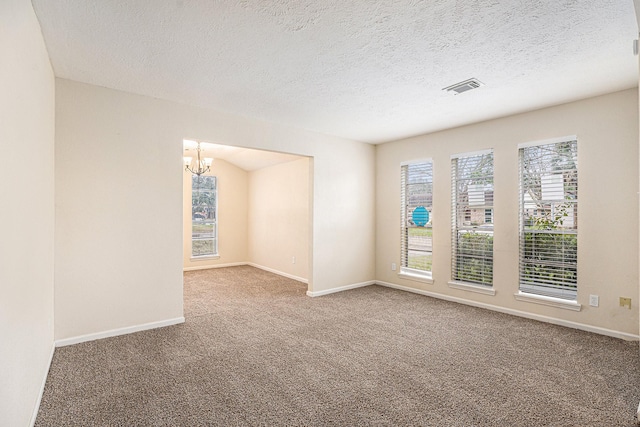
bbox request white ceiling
[32,0,638,144]
[183,140,303,172]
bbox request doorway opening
[181,139,313,312]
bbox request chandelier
[184,142,213,176]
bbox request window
[484,209,493,224]
[191,174,217,258]
[401,161,433,277]
[519,139,578,300]
[451,151,494,287]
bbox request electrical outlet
[292,256,296,264]
[391,263,397,271]
[589,295,599,307]
[620,297,632,309]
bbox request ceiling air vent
[442,78,484,95]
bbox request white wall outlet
[589,294,599,307]
[391,263,397,271]
[292,256,296,264]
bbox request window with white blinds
[401,161,433,277]
[191,174,218,258]
[519,139,578,300]
[451,151,494,287]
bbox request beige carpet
[36,266,640,426]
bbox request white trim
[450,148,493,159]
[517,135,578,149]
[375,280,638,341]
[306,280,375,297]
[398,270,434,284]
[29,343,55,427]
[636,400,640,420]
[55,317,185,347]
[190,254,220,262]
[448,281,496,296]
[514,291,581,311]
[400,157,432,166]
[247,263,308,284]
[183,261,246,271]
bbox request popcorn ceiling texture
[32,0,637,143]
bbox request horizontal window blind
[192,174,218,257]
[451,151,494,286]
[401,161,433,276]
[519,140,578,300]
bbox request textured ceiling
[32,0,638,144]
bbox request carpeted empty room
[36,266,640,426]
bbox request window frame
[191,174,218,259]
[450,149,495,289]
[400,159,434,282]
[518,137,578,302]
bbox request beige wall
[0,0,55,425]
[183,159,248,269]
[55,81,185,340]
[55,78,376,340]
[248,158,311,281]
[376,89,639,337]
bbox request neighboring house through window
[451,150,494,287]
[519,138,578,300]
[191,174,218,258]
[400,160,433,279]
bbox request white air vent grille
[443,78,484,95]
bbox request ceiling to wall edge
[183,140,308,172]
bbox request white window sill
[448,281,496,296]
[398,270,434,285]
[190,254,220,261]
[514,291,581,312]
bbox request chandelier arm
[186,165,209,176]
[184,142,212,176]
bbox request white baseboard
[247,263,308,284]
[183,262,247,271]
[375,281,640,341]
[30,343,55,427]
[306,280,375,297]
[55,317,185,347]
